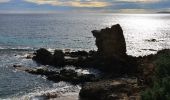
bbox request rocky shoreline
[13,24,170,100]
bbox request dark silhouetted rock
[60,69,77,77]
[145,39,157,42]
[13,65,96,84]
[30,68,58,75]
[53,50,65,66]
[88,50,97,57]
[33,48,53,65]
[78,74,96,83]
[79,78,140,100]
[46,74,61,82]
[70,51,88,57]
[92,24,126,58]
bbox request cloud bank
[24,0,110,7]
[0,0,169,13]
[0,0,10,3]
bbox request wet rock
[33,49,65,66]
[78,74,96,83]
[145,39,157,42]
[69,51,88,57]
[60,69,77,77]
[46,74,61,82]
[47,70,96,84]
[33,48,53,65]
[88,50,97,57]
[42,92,59,99]
[141,49,157,51]
[55,69,96,84]
[13,65,34,72]
[23,53,34,59]
[29,68,58,75]
[92,24,126,58]
[13,65,96,84]
[53,50,65,66]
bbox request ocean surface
[0,13,170,99]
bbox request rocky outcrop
[15,23,170,100]
[13,65,97,84]
[79,78,140,100]
[53,50,65,66]
[33,48,65,66]
[32,48,92,67]
[32,24,137,74]
[92,24,126,58]
[32,48,53,65]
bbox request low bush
[141,50,170,100]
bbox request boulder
[53,50,65,66]
[78,74,96,83]
[145,39,157,42]
[92,24,126,58]
[32,48,53,65]
[30,68,58,75]
[33,49,65,66]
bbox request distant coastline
[157,11,170,14]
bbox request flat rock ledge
[13,65,97,84]
[79,78,141,100]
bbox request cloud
[24,0,110,7]
[0,0,169,13]
[118,9,151,13]
[0,0,10,3]
[117,0,160,3]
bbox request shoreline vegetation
[13,24,170,100]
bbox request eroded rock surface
[32,24,137,74]
[32,48,53,65]
[92,24,126,58]
[13,65,97,84]
[79,78,140,100]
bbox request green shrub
[141,50,170,100]
[154,53,170,78]
[141,77,170,100]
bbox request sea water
[0,13,170,99]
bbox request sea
[0,13,170,99]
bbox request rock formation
[79,78,140,100]
[32,48,53,65]
[33,48,65,66]
[92,24,126,58]
[53,50,65,66]
[32,24,135,73]
[13,65,97,84]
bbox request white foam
[6,82,81,100]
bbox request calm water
[0,13,170,99]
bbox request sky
[0,0,170,13]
